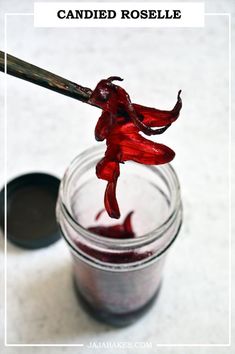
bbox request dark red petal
[89,79,119,113]
[95,111,113,141]
[89,210,135,238]
[118,134,175,165]
[104,181,120,219]
[133,90,182,127]
[96,158,120,182]
[108,121,138,136]
[95,209,105,221]
[123,211,134,235]
[104,85,175,136]
[74,241,152,262]
[96,157,121,218]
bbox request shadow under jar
[56,145,183,327]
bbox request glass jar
[56,145,183,326]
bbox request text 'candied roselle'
[88,77,182,219]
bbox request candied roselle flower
[89,77,182,219]
[88,210,135,239]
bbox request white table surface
[0,0,235,353]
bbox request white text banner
[34,2,205,28]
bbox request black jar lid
[0,173,61,249]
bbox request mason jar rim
[58,144,182,251]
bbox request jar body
[72,253,164,326]
[57,145,182,326]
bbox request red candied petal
[108,132,175,165]
[105,180,120,219]
[123,211,134,234]
[95,111,114,141]
[104,85,177,136]
[96,158,120,182]
[89,77,137,117]
[96,158,120,218]
[90,78,182,135]
[89,210,135,238]
[75,241,152,262]
[88,212,135,239]
[89,78,121,114]
[133,90,182,127]
[88,224,130,238]
[95,209,105,221]
[120,140,175,165]
[107,121,138,135]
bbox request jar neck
[58,199,182,271]
[57,145,183,268]
[58,193,182,250]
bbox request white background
[0,0,235,353]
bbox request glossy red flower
[89,77,182,219]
